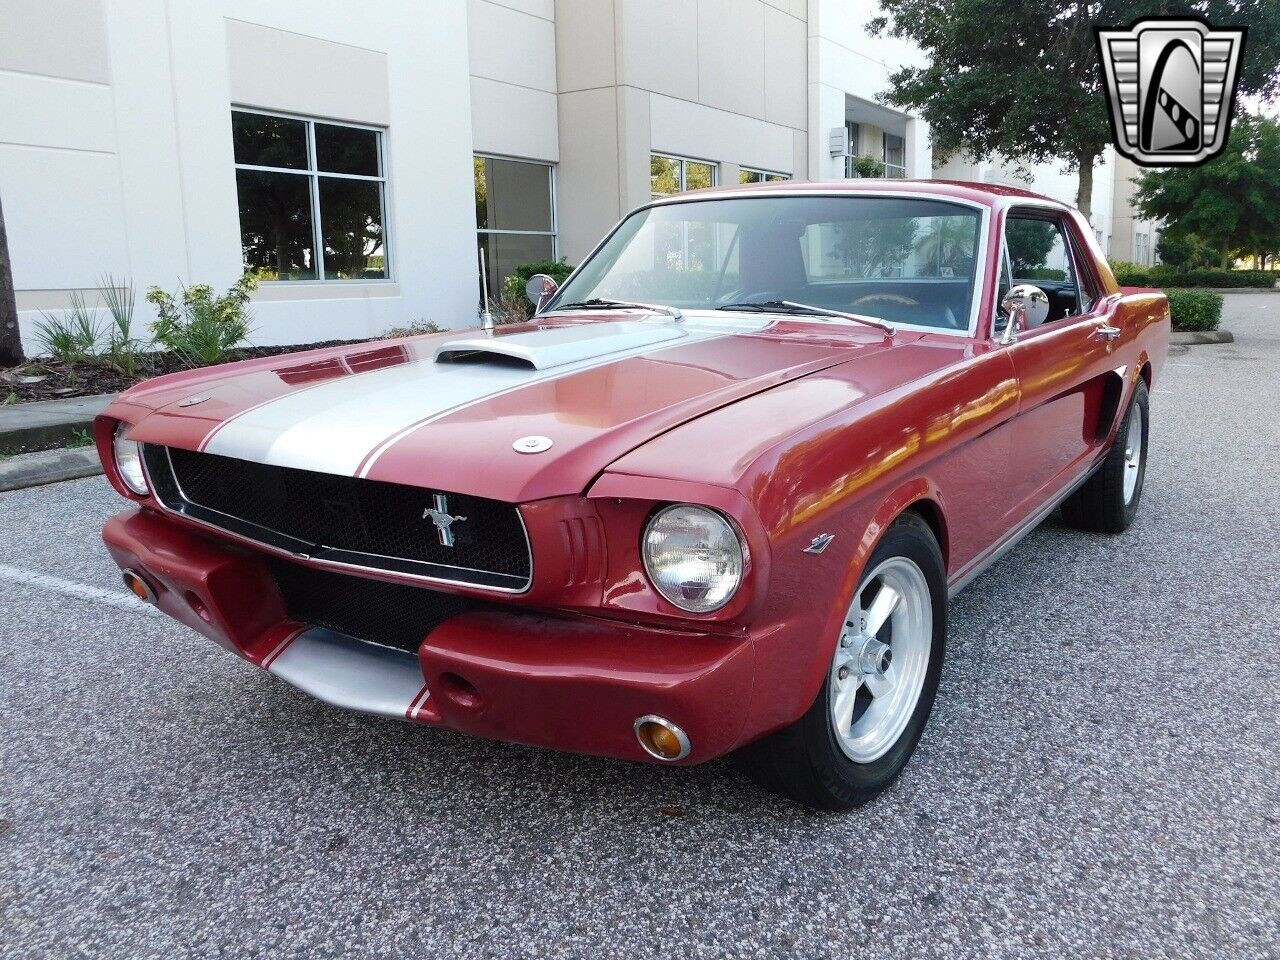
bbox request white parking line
[0,562,162,615]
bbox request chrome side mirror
[525,274,559,314]
[999,284,1049,344]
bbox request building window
[1135,231,1150,265]
[882,133,907,178]
[843,122,862,178]
[233,109,388,282]
[651,154,717,199]
[740,168,790,184]
[474,155,556,304]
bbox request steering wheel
[851,293,920,307]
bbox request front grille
[269,558,484,654]
[144,445,532,591]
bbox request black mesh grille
[269,558,484,654]
[145,445,531,590]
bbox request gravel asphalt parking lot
[2,296,1278,959]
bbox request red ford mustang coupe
[96,181,1168,809]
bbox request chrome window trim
[143,445,534,595]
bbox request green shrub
[1114,268,1277,289]
[382,319,444,339]
[1165,289,1223,331]
[1108,259,1144,276]
[851,155,885,178]
[146,274,257,367]
[35,291,102,363]
[1023,266,1067,282]
[501,259,576,310]
[100,275,145,377]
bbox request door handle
[1094,325,1122,342]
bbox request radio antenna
[479,247,495,334]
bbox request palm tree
[913,216,974,277]
[0,194,23,366]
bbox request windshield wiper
[550,298,684,321]
[716,300,893,337]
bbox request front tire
[737,512,946,810]
[1061,378,1149,533]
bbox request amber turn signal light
[634,716,691,762]
[122,569,156,604]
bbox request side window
[1003,214,1085,326]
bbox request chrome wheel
[829,556,933,763]
[1123,401,1145,505]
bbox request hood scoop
[434,321,686,371]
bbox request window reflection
[233,110,389,282]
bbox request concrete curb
[0,393,115,454]
[1201,288,1280,295]
[1171,330,1234,345]
[0,447,104,492]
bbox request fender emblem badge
[513,435,553,454]
[177,395,210,407]
[422,494,467,547]
[804,533,835,555]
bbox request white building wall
[468,0,559,162]
[807,0,930,181]
[2,0,940,352]
[552,0,811,262]
[2,0,480,349]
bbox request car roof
[648,178,1074,213]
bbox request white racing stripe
[203,318,755,478]
[0,562,162,615]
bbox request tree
[0,193,22,367]
[870,1,1280,222]
[1006,219,1059,274]
[1156,229,1218,269]
[1134,113,1280,263]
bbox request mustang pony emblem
[422,494,467,547]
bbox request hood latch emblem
[513,436,553,454]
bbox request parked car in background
[96,180,1168,809]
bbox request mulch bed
[1,341,365,405]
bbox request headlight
[642,504,744,613]
[113,422,148,495]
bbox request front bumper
[103,508,756,764]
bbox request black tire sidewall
[1119,379,1150,526]
[799,515,947,805]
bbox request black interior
[787,280,975,329]
[1012,278,1080,326]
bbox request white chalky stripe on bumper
[266,628,428,720]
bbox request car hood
[118,315,907,502]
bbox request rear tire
[736,512,946,811]
[1061,378,1149,533]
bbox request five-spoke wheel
[736,512,947,810]
[828,557,932,764]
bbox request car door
[999,209,1121,521]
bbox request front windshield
[550,195,984,331]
